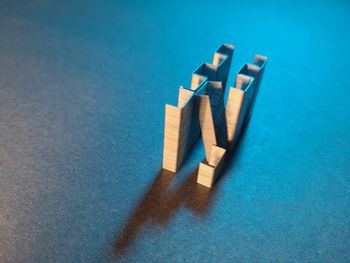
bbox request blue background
[0,0,349,262]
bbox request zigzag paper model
[162,44,267,188]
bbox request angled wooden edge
[198,95,217,161]
[197,145,226,188]
[235,73,253,90]
[212,44,235,66]
[225,87,245,147]
[190,65,208,91]
[163,104,181,172]
[226,75,255,150]
[241,55,268,123]
[197,81,226,161]
[252,54,268,89]
[162,87,195,172]
[213,44,235,90]
[190,44,235,91]
[254,54,268,68]
[178,86,194,107]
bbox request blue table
[1,0,349,262]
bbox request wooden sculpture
[162,44,267,188]
[162,44,234,173]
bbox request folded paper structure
[162,44,234,173]
[162,44,267,188]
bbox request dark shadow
[113,168,215,254]
[113,120,250,255]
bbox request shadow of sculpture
[113,168,213,253]
[113,122,249,255]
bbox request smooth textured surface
[0,0,349,262]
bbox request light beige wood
[196,55,268,188]
[254,55,268,67]
[197,145,226,188]
[162,46,267,183]
[208,145,226,167]
[197,81,226,161]
[197,76,254,188]
[196,76,254,188]
[162,87,195,172]
[162,44,235,173]
[191,44,234,91]
[198,95,217,161]
[226,75,255,150]
[225,87,245,147]
[178,86,193,107]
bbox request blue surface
[0,0,349,262]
